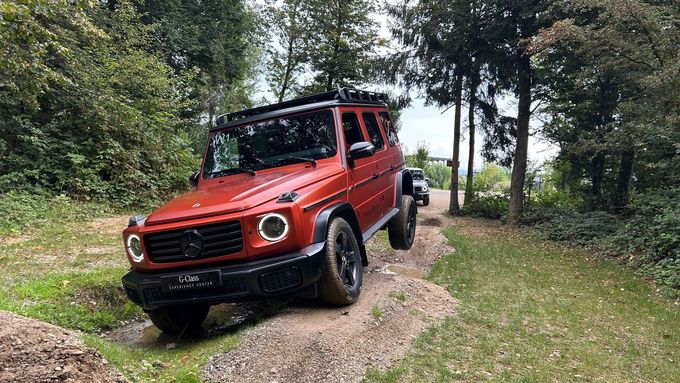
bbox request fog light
[126,234,144,262]
[258,213,289,242]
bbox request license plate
[161,271,222,293]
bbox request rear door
[378,110,404,207]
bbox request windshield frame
[200,108,339,180]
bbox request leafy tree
[535,0,679,210]
[426,163,450,189]
[405,142,430,172]
[264,0,312,102]
[136,0,259,129]
[0,0,196,206]
[302,0,380,92]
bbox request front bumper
[122,243,325,310]
[414,191,430,201]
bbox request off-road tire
[146,304,210,335]
[318,218,363,305]
[388,194,417,250]
[422,197,430,206]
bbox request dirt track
[201,189,459,383]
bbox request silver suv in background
[407,167,430,206]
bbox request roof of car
[407,167,424,171]
[212,88,389,131]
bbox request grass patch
[389,290,407,303]
[3,268,142,332]
[85,332,240,383]
[366,222,680,382]
[371,304,385,319]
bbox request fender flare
[312,202,367,266]
[395,169,414,208]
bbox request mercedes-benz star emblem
[180,229,205,259]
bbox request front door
[341,110,382,231]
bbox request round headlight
[126,234,144,263]
[423,185,428,191]
[258,213,289,242]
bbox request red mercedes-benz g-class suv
[122,88,417,334]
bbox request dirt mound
[0,311,127,383]
[202,273,457,383]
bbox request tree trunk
[613,150,635,212]
[588,151,605,210]
[448,73,463,214]
[464,73,479,207]
[507,53,531,226]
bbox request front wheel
[388,194,417,250]
[318,217,363,305]
[146,304,210,335]
[422,196,430,206]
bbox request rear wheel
[146,304,210,335]
[318,218,363,305]
[388,195,417,250]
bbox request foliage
[462,194,508,219]
[610,189,680,290]
[425,163,449,189]
[404,142,429,172]
[265,0,381,97]
[0,1,203,206]
[0,191,111,236]
[535,0,680,210]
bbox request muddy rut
[201,191,458,383]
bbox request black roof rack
[216,88,389,125]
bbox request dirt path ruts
[201,191,458,383]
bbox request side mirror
[189,171,200,187]
[425,178,431,183]
[348,142,376,160]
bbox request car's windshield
[411,170,424,180]
[203,110,337,178]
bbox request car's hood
[145,164,342,226]
[413,180,427,186]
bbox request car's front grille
[415,186,423,192]
[144,221,243,263]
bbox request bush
[462,194,509,219]
[536,210,622,247]
[0,191,110,236]
[609,189,680,290]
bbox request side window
[378,112,398,146]
[362,112,384,150]
[342,112,364,148]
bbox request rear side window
[342,113,364,148]
[362,112,384,150]
[378,112,398,146]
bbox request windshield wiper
[269,157,317,168]
[207,167,256,178]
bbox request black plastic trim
[362,208,399,242]
[302,190,347,212]
[122,243,325,310]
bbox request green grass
[372,304,385,319]
[366,224,680,382]
[85,331,240,383]
[389,290,407,303]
